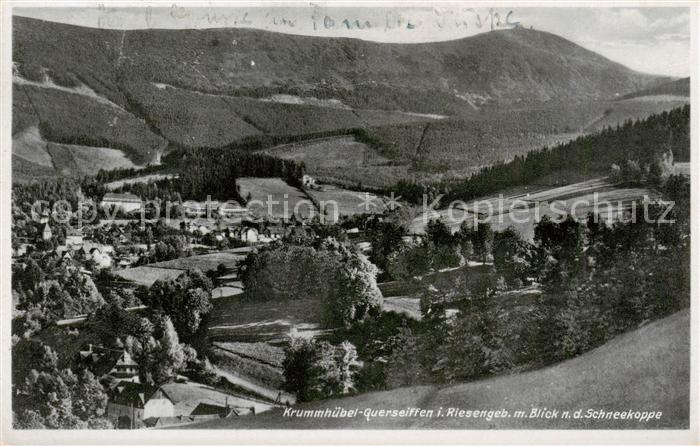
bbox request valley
[9,10,692,433]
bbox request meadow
[115,266,185,286]
[196,309,689,429]
[208,296,327,344]
[306,184,386,220]
[236,177,315,220]
[408,178,659,240]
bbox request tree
[12,339,58,391]
[366,220,405,279]
[129,317,187,386]
[243,240,382,328]
[13,346,111,429]
[468,223,494,263]
[383,328,422,388]
[426,218,454,247]
[386,241,432,280]
[144,269,213,349]
[492,227,532,286]
[282,337,361,403]
[282,337,318,403]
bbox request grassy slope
[190,309,690,429]
[618,77,690,101]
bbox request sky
[13,4,692,77]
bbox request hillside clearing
[114,266,185,286]
[115,251,247,286]
[189,309,690,429]
[209,296,327,344]
[409,179,659,240]
[262,136,402,188]
[105,173,178,190]
[306,184,386,220]
[12,126,52,167]
[236,177,315,220]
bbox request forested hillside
[13,15,686,183]
[392,105,690,204]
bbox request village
[7,5,693,434]
[11,176,388,428]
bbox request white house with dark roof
[107,382,175,428]
[100,193,143,213]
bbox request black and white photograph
[1,1,697,443]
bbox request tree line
[389,105,690,204]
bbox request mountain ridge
[13,15,669,111]
[12,15,686,183]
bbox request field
[191,309,690,429]
[209,341,288,401]
[236,177,315,220]
[147,251,246,271]
[381,297,421,320]
[263,136,390,170]
[409,178,659,240]
[12,155,57,182]
[159,381,273,415]
[263,136,406,189]
[207,296,327,402]
[306,184,386,221]
[674,162,690,176]
[208,347,285,395]
[213,342,285,368]
[116,251,247,286]
[208,296,327,344]
[12,125,137,178]
[115,266,185,286]
[212,286,244,299]
[583,97,690,132]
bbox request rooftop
[102,192,142,203]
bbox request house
[262,225,286,242]
[190,402,238,419]
[65,228,84,249]
[78,344,140,384]
[218,201,248,219]
[116,257,133,269]
[182,200,223,218]
[233,227,258,243]
[107,382,175,428]
[101,193,143,213]
[12,243,29,257]
[40,222,52,241]
[302,174,317,188]
[110,350,140,381]
[88,246,113,269]
[185,219,214,235]
[182,201,208,218]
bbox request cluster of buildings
[77,343,268,429]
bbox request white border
[0,1,698,445]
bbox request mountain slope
[618,77,690,100]
[187,309,690,429]
[12,16,678,182]
[14,16,666,113]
